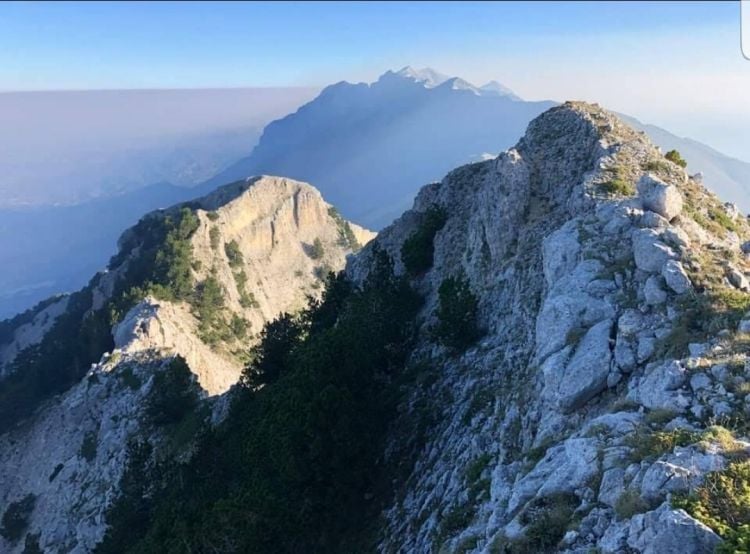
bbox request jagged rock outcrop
[0,176,373,553]
[348,102,750,553]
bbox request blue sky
[1,1,748,158]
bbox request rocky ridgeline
[349,102,750,553]
[0,176,373,553]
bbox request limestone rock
[632,228,676,273]
[637,174,683,220]
[662,260,691,294]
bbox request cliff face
[0,175,373,553]
[349,102,750,553]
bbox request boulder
[662,260,691,294]
[628,504,720,554]
[628,361,690,412]
[638,174,683,220]
[632,228,676,273]
[727,267,750,292]
[546,319,614,412]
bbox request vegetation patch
[146,356,199,427]
[328,206,361,251]
[308,237,325,260]
[512,493,579,553]
[224,239,243,267]
[673,460,750,553]
[625,427,698,462]
[0,494,36,543]
[209,226,220,250]
[80,431,98,462]
[657,288,750,358]
[98,252,423,553]
[665,149,688,168]
[598,166,635,196]
[119,367,142,391]
[233,269,259,309]
[401,206,448,276]
[433,275,481,351]
[615,489,650,519]
[436,503,475,546]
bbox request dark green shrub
[242,313,304,387]
[665,149,688,168]
[673,461,750,553]
[514,493,579,552]
[209,226,220,250]
[224,239,243,267]
[433,275,480,351]
[625,427,698,462]
[80,432,98,462]
[22,533,43,554]
[146,356,199,426]
[401,206,448,276]
[234,269,259,309]
[0,494,36,542]
[309,237,325,260]
[206,211,220,222]
[599,166,634,196]
[328,207,361,251]
[119,367,142,391]
[615,489,649,519]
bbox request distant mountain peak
[386,66,521,99]
[394,66,451,88]
[480,80,522,101]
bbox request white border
[743,0,750,60]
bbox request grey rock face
[637,173,683,221]
[632,228,676,273]
[544,319,614,412]
[662,260,691,294]
[353,102,750,554]
[601,503,721,554]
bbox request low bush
[401,206,448,276]
[433,275,480,351]
[599,166,634,196]
[626,427,698,462]
[673,461,750,553]
[665,149,688,168]
[615,489,649,519]
[0,494,36,542]
[224,239,244,267]
[209,226,220,250]
[309,237,325,260]
[80,431,98,462]
[146,356,199,426]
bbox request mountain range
[2,67,749,320]
[2,102,750,553]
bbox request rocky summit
[2,102,750,553]
[0,176,372,553]
[348,102,750,553]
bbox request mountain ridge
[4,101,747,552]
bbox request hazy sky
[1,1,748,159]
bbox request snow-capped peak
[386,66,521,99]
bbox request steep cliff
[0,176,373,553]
[347,102,750,553]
